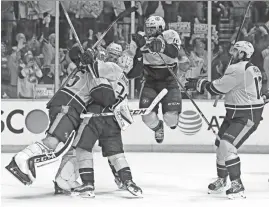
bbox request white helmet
[233,41,254,59]
[107,42,123,56]
[145,16,165,37]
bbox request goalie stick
[80,88,168,119]
[5,130,76,185]
[47,5,138,107]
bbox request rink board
[1,99,269,153]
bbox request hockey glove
[81,48,95,65]
[262,92,269,104]
[110,98,134,131]
[132,33,146,48]
[148,37,165,53]
[185,78,208,94]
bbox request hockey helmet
[145,16,165,37]
[106,42,123,62]
[231,41,254,59]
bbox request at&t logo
[178,110,203,135]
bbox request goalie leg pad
[142,111,160,130]
[55,150,80,191]
[14,141,53,182]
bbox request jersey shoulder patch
[162,29,181,46]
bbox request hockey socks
[217,163,228,178]
[225,157,241,181]
[153,120,164,144]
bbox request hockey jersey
[89,60,129,106]
[140,29,181,81]
[206,61,264,111]
[49,69,93,114]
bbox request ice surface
[1,153,269,207]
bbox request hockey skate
[226,178,246,199]
[155,120,164,144]
[124,180,143,197]
[114,173,126,190]
[53,181,71,195]
[208,177,227,194]
[5,157,33,186]
[71,183,95,198]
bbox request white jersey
[91,60,129,100]
[212,61,264,109]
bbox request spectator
[161,1,180,23]
[1,1,17,50]
[17,50,43,98]
[211,43,230,80]
[38,65,54,84]
[189,38,208,78]
[262,46,269,91]
[40,13,55,66]
[1,42,10,98]
[7,33,27,98]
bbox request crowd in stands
[1,1,269,99]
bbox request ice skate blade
[5,158,32,186]
[71,191,95,198]
[227,191,246,200]
[208,188,224,194]
[126,187,143,198]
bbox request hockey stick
[213,1,252,107]
[47,5,138,107]
[80,88,168,119]
[156,53,218,136]
[28,130,76,169]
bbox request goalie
[53,42,143,198]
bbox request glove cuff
[196,79,208,94]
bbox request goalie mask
[106,42,123,62]
[145,16,165,38]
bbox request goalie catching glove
[107,98,134,131]
[184,78,209,94]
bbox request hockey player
[5,44,96,186]
[131,16,182,143]
[68,45,142,198]
[184,41,265,199]
[53,43,142,197]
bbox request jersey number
[116,82,128,100]
[254,76,262,99]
